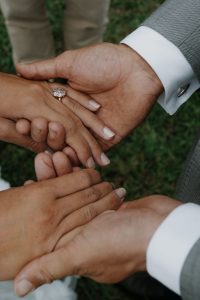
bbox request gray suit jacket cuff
[143,0,200,80]
[181,237,200,300]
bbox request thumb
[16,51,74,80]
[14,244,77,297]
[14,227,83,297]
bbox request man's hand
[14,195,181,297]
[17,43,164,150]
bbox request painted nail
[89,100,101,110]
[86,157,96,168]
[48,78,55,83]
[115,188,127,200]
[101,153,110,166]
[103,127,115,140]
[15,279,35,297]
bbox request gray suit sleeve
[143,0,200,80]
[180,238,200,300]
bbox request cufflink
[177,84,190,97]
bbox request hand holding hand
[0,72,112,166]
[17,43,164,150]
[14,195,181,297]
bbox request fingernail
[89,100,101,110]
[45,150,52,156]
[115,188,127,200]
[86,157,96,168]
[49,129,57,139]
[15,279,35,297]
[101,153,110,166]
[103,127,115,140]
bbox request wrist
[119,44,164,99]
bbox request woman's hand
[0,116,48,152]
[0,165,125,281]
[0,72,113,167]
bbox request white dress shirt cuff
[147,203,200,295]
[121,26,200,115]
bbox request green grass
[0,0,200,299]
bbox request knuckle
[30,83,44,96]
[102,182,113,192]
[40,204,56,226]
[108,193,120,208]
[69,98,80,112]
[85,186,101,202]
[87,169,101,182]
[39,262,55,283]
[0,120,9,139]
[83,204,97,222]
[79,170,93,186]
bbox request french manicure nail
[15,279,35,297]
[86,157,96,168]
[48,78,55,83]
[89,100,101,110]
[101,153,110,166]
[103,127,115,140]
[115,188,127,200]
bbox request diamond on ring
[51,88,67,102]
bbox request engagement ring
[51,88,67,102]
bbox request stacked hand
[13,191,181,297]
[16,43,163,154]
[0,150,125,281]
[0,72,113,167]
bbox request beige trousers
[0,0,110,63]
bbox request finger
[62,96,115,140]
[66,133,95,168]
[48,169,101,198]
[16,51,74,80]
[58,187,126,235]
[31,117,48,143]
[57,182,113,219]
[0,117,46,153]
[16,58,60,80]
[36,103,95,168]
[16,119,31,136]
[82,130,110,167]
[47,122,66,151]
[35,152,56,181]
[49,82,101,112]
[52,151,73,176]
[24,180,35,186]
[63,147,80,166]
[66,85,101,111]
[14,241,79,297]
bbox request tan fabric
[0,0,110,64]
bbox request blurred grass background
[0,0,199,299]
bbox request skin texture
[0,72,112,167]
[16,43,164,152]
[0,117,46,153]
[14,194,181,297]
[0,167,125,281]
